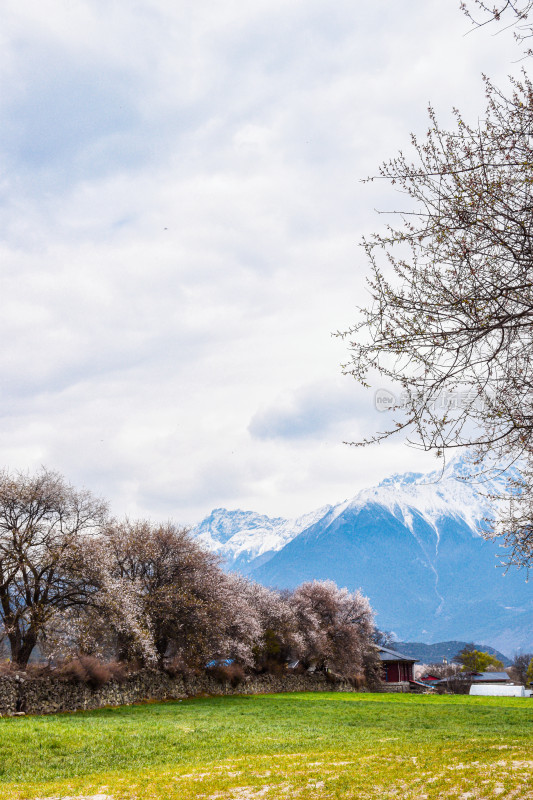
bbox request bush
[348,673,365,690]
[362,648,384,691]
[434,675,472,695]
[265,660,287,676]
[288,662,307,675]
[106,660,131,684]
[163,657,197,680]
[56,656,130,688]
[207,663,246,687]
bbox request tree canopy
[454,645,504,672]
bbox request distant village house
[378,646,420,690]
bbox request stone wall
[380,682,411,693]
[0,670,356,717]
[0,675,17,714]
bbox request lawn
[0,692,531,799]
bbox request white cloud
[0,0,522,523]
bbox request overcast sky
[0,0,522,523]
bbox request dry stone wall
[0,671,355,717]
[0,675,17,714]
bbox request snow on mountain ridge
[354,454,514,536]
[193,455,514,567]
[352,471,487,536]
[192,504,332,565]
[195,507,286,543]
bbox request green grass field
[0,692,531,799]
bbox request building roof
[409,679,433,689]
[471,672,510,683]
[378,646,418,663]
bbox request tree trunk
[155,635,168,665]
[8,628,38,670]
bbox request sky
[0,0,523,524]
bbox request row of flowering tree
[0,468,380,685]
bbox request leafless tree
[492,464,533,568]
[371,627,396,648]
[508,651,533,683]
[420,661,472,694]
[0,468,107,668]
[340,72,533,568]
[420,662,462,679]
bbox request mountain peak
[379,453,481,487]
[192,503,332,567]
[379,470,425,487]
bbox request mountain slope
[394,641,511,666]
[192,458,533,652]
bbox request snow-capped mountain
[192,457,532,652]
[192,505,332,572]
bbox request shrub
[56,656,129,688]
[207,663,246,687]
[434,675,472,695]
[263,659,286,677]
[347,673,365,690]
[106,660,131,684]
[362,648,384,691]
[288,662,307,675]
[163,657,197,680]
